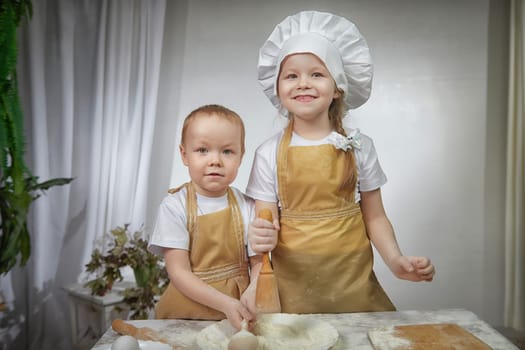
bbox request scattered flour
[368,326,412,350]
[196,313,339,350]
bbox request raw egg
[111,335,140,350]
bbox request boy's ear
[179,144,189,166]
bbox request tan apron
[155,183,250,319]
[272,123,396,313]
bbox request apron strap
[226,188,247,268]
[185,182,247,270]
[277,120,294,210]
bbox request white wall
[154,0,509,327]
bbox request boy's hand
[223,298,255,331]
[248,217,278,254]
[240,281,257,323]
[391,256,435,282]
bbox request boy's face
[180,113,243,197]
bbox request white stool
[63,282,133,350]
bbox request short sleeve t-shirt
[148,186,255,257]
[246,128,387,204]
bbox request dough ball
[111,335,140,350]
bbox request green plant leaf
[0,0,73,275]
[30,177,74,191]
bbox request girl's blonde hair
[329,92,357,198]
[180,104,246,156]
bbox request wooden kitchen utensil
[368,323,492,350]
[111,319,182,349]
[255,208,281,313]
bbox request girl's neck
[291,115,332,140]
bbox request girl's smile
[293,94,316,102]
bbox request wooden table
[91,308,518,349]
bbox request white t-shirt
[148,186,255,257]
[246,128,387,204]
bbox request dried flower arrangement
[84,224,169,319]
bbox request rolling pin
[111,319,182,349]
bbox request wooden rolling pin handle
[262,252,271,268]
[258,209,274,273]
[112,319,181,349]
[258,208,273,222]
[112,318,138,337]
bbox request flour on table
[196,313,339,350]
[368,326,412,350]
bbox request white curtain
[2,0,168,349]
[505,0,525,333]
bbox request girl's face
[278,53,340,129]
[179,113,243,197]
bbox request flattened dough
[196,313,339,350]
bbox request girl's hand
[222,298,255,331]
[249,217,278,254]
[390,256,435,282]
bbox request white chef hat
[258,10,373,114]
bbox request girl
[247,11,435,313]
[149,104,266,329]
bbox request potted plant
[0,0,73,277]
[84,224,169,319]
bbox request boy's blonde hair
[180,104,246,156]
